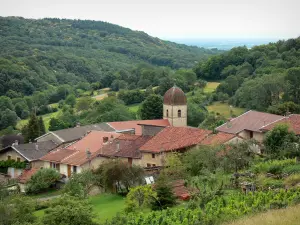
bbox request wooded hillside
[0,17,221,97]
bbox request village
[1,86,300,196]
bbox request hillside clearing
[206,101,245,118]
[226,204,300,225]
[203,82,220,93]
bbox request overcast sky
[0,0,299,40]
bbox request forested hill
[195,37,300,112]
[0,17,221,96]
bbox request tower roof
[163,85,187,106]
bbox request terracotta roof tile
[201,132,237,145]
[140,127,212,153]
[40,131,120,166]
[216,110,284,134]
[107,119,170,135]
[100,134,152,159]
[260,114,300,135]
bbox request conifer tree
[23,113,39,143]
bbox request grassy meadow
[226,204,300,225]
[207,101,245,118]
[203,82,220,93]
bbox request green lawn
[206,101,245,118]
[90,194,126,222]
[128,104,140,113]
[203,82,220,93]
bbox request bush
[26,168,61,194]
[267,165,283,175]
[284,174,300,187]
[42,195,96,225]
[251,159,297,174]
[283,164,300,175]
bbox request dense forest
[195,37,300,112]
[0,17,221,97]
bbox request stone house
[216,110,284,143]
[0,141,57,178]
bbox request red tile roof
[216,110,284,134]
[201,132,237,145]
[107,119,170,135]
[140,127,212,153]
[100,134,152,159]
[40,131,120,166]
[18,168,39,184]
[260,114,300,135]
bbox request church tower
[163,85,187,127]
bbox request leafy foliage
[0,159,27,169]
[26,168,61,194]
[139,94,163,120]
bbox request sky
[0,0,299,40]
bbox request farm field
[226,204,300,225]
[207,101,245,118]
[203,82,220,93]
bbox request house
[35,119,169,144]
[216,110,284,143]
[40,131,121,177]
[0,141,58,178]
[260,114,300,135]
[99,134,153,166]
[35,123,115,145]
[139,126,212,167]
[201,132,243,146]
[17,168,39,192]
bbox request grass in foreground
[90,194,126,222]
[226,204,300,225]
[203,82,220,93]
[207,101,245,118]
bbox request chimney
[12,140,19,146]
[35,143,39,151]
[103,137,109,143]
[116,140,120,152]
[76,122,81,127]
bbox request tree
[268,101,300,115]
[0,195,36,225]
[0,109,18,130]
[285,67,300,104]
[42,196,96,225]
[26,168,61,194]
[0,96,14,111]
[65,94,76,107]
[95,160,144,193]
[264,124,298,157]
[15,101,29,119]
[187,103,206,127]
[75,97,94,111]
[125,185,157,212]
[49,118,68,131]
[23,113,40,143]
[63,170,97,199]
[139,94,163,120]
[151,174,176,210]
[38,117,46,136]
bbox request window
[17,157,20,162]
[7,155,11,160]
[152,164,156,167]
[51,162,60,171]
[178,110,181,117]
[73,166,77,173]
[147,163,151,167]
[152,153,155,159]
[166,109,169,117]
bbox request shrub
[26,168,60,194]
[284,174,300,187]
[251,159,297,174]
[267,165,283,175]
[283,164,300,175]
